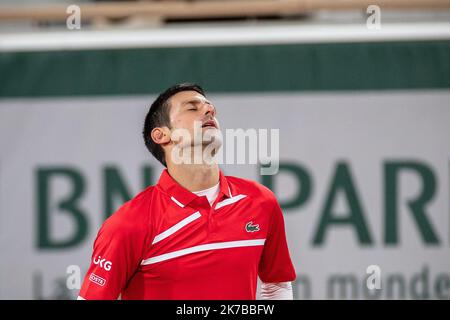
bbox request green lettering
[313,162,372,246]
[103,165,155,219]
[37,167,88,249]
[261,162,312,210]
[384,161,439,245]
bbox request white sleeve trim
[77,296,86,300]
[260,281,293,300]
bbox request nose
[204,103,216,117]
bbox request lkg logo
[93,256,112,271]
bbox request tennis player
[78,83,296,300]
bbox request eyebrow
[182,98,213,107]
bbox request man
[78,83,296,300]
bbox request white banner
[1,90,449,299]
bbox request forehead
[169,90,207,106]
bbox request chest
[141,195,270,266]
[159,195,268,247]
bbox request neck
[166,162,220,192]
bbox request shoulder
[98,185,157,238]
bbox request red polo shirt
[78,169,296,300]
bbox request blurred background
[0,0,450,300]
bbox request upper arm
[78,216,148,300]
[258,198,297,283]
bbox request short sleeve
[258,199,296,283]
[78,216,147,300]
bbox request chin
[203,127,222,140]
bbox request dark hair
[143,83,206,166]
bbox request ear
[150,127,171,145]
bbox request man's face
[167,90,221,147]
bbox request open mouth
[201,120,217,128]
